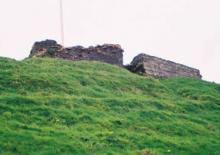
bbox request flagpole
[59,0,65,47]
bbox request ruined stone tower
[30,40,124,66]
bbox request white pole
[59,0,65,47]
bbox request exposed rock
[128,53,202,79]
[30,40,124,66]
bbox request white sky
[0,0,220,83]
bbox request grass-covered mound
[0,57,220,155]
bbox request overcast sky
[0,0,220,83]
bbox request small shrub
[2,111,12,119]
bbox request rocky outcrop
[30,40,124,66]
[127,54,202,79]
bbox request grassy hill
[0,57,220,155]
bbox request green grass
[0,57,220,155]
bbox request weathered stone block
[128,53,202,79]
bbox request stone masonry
[30,40,124,66]
[127,53,202,79]
[29,39,202,79]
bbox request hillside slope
[0,57,220,155]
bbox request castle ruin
[30,40,124,66]
[30,39,202,79]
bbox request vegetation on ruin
[0,57,220,155]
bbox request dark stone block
[128,53,202,79]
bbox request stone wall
[30,40,124,66]
[127,54,202,79]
